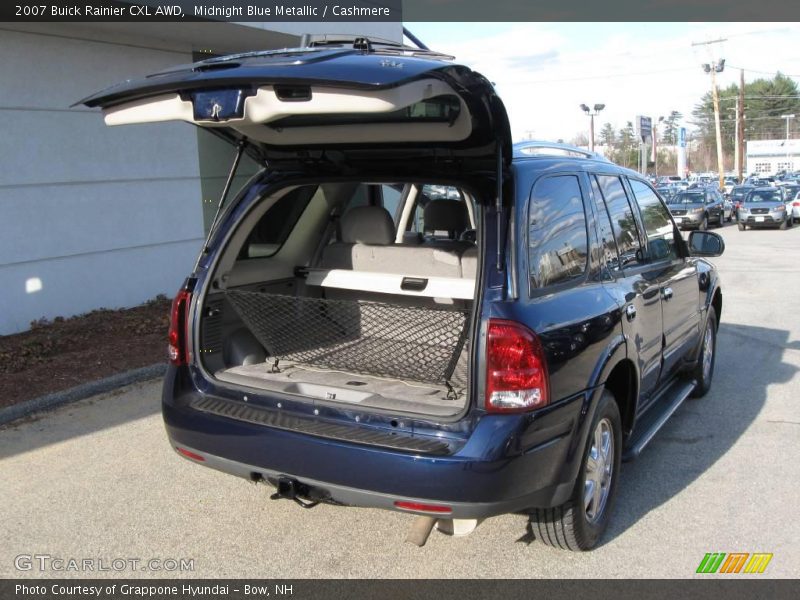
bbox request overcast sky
[408,22,800,142]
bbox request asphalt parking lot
[2,223,799,579]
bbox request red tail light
[485,319,549,413]
[793,202,800,207]
[168,289,192,365]
[394,501,452,514]
[176,447,205,462]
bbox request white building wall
[746,139,800,175]
[0,21,401,335]
[0,28,204,334]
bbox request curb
[0,363,167,427]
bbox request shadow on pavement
[600,322,797,543]
[0,379,161,460]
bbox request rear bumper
[162,367,594,518]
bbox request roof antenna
[403,27,429,50]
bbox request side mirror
[688,231,725,257]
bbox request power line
[727,64,800,79]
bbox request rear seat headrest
[423,200,469,236]
[340,205,395,244]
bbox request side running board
[622,379,696,462]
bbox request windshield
[731,188,751,200]
[668,192,705,204]
[746,189,782,203]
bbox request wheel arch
[586,335,638,442]
[601,359,638,440]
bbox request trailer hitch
[269,476,322,509]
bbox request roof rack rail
[513,140,611,162]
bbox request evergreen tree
[691,72,800,165]
[661,110,683,145]
[599,122,616,147]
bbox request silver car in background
[737,187,793,230]
[666,188,725,230]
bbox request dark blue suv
[82,39,725,550]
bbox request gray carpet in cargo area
[215,348,469,418]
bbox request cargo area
[196,181,481,418]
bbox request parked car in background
[666,189,725,230]
[723,178,737,196]
[779,183,800,203]
[789,191,800,224]
[738,187,793,230]
[82,40,726,552]
[722,196,734,222]
[745,176,775,187]
[729,185,754,220]
[656,184,677,201]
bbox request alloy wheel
[584,418,614,523]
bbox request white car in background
[791,191,800,224]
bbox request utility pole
[732,99,739,181]
[693,38,727,191]
[738,69,745,182]
[781,114,795,171]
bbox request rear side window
[240,186,316,259]
[590,176,621,269]
[409,186,470,236]
[528,175,588,291]
[380,184,404,222]
[594,175,643,269]
[628,179,678,262]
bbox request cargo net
[226,290,469,389]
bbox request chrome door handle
[663,287,674,301]
[625,305,637,321]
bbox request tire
[779,217,788,230]
[690,306,717,398]
[738,222,746,231]
[699,215,708,231]
[529,390,622,551]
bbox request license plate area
[755,216,765,222]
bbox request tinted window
[528,175,588,290]
[747,189,782,203]
[669,191,706,204]
[381,184,404,222]
[590,176,621,270]
[409,186,469,235]
[629,179,678,262]
[344,184,370,211]
[594,175,643,269]
[241,186,316,259]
